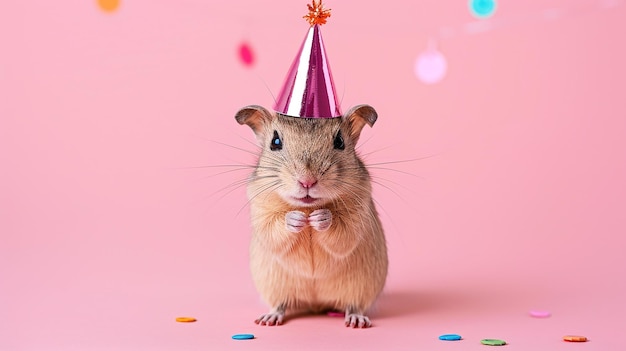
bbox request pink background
[2,0,625,350]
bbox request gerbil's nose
[298,176,318,189]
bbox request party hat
[274,0,342,118]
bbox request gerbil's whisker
[333,193,369,235]
[369,174,416,195]
[199,174,274,206]
[189,134,263,159]
[367,166,426,180]
[204,179,250,202]
[236,181,283,218]
[370,195,405,245]
[365,154,439,166]
[190,168,254,185]
[204,139,262,158]
[189,177,246,214]
[355,134,375,151]
[256,73,278,105]
[173,164,280,186]
[336,176,401,240]
[236,134,263,151]
[199,175,277,208]
[339,73,346,106]
[335,181,377,235]
[357,145,394,158]
[168,164,257,170]
[370,179,410,205]
[218,175,276,195]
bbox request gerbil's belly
[276,233,337,279]
[250,230,343,283]
[251,243,346,308]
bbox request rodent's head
[235,105,377,208]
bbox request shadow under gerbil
[371,288,485,319]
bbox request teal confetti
[469,0,497,18]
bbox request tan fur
[235,105,388,327]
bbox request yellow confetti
[97,0,120,13]
[175,317,197,323]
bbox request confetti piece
[239,42,255,67]
[327,311,345,317]
[481,339,507,346]
[439,334,463,341]
[529,310,551,318]
[175,317,197,323]
[563,335,587,342]
[414,47,447,84]
[97,0,120,13]
[469,0,497,18]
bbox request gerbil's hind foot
[255,305,286,326]
[345,313,372,328]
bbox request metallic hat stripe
[285,27,315,117]
[274,24,342,118]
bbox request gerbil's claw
[344,314,372,329]
[285,211,307,233]
[309,209,332,232]
[255,312,285,326]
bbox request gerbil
[235,104,388,328]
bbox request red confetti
[238,42,255,67]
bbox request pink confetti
[414,47,447,84]
[238,42,255,67]
[529,310,551,318]
[327,311,345,317]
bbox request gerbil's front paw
[285,211,307,233]
[255,312,285,326]
[309,209,332,232]
[345,314,372,328]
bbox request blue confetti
[469,0,497,18]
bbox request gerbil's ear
[234,105,273,134]
[343,104,378,143]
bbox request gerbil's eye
[270,130,282,151]
[333,130,345,150]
